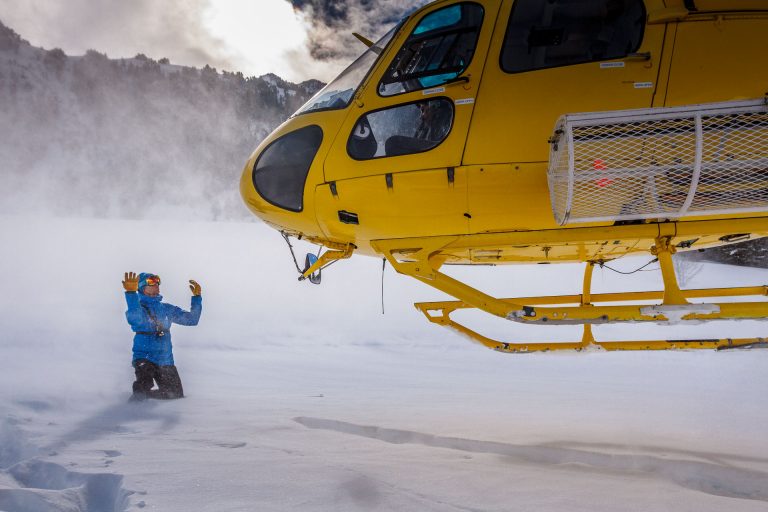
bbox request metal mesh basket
[548,99,768,225]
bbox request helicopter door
[464,0,665,165]
[323,1,498,182]
[315,1,499,242]
[664,8,768,106]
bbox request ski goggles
[144,276,161,286]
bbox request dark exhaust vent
[338,210,359,225]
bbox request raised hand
[189,279,202,296]
[123,271,139,292]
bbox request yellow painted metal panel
[685,1,768,12]
[666,15,768,106]
[465,163,557,232]
[463,0,665,165]
[314,167,469,249]
[370,216,768,265]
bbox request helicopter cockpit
[251,1,490,215]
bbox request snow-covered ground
[1,215,767,511]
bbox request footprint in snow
[215,441,247,449]
[14,399,54,412]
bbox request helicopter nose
[248,125,323,213]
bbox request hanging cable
[280,231,304,274]
[381,258,386,314]
[600,258,659,275]
[282,231,344,282]
[320,259,339,271]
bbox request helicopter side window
[500,0,645,73]
[347,98,454,160]
[379,3,484,97]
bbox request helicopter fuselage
[240,0,768,265]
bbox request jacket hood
[138,293,163,303]
[138,272,160,292]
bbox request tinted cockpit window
[379,3,484,96]
[252,126,323,212]
[347,98,454,160]
[501,0,645,73]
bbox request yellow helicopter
[240,0,768,353]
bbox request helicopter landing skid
[373,223,768,353]
[414,295,768,353]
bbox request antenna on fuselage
[353,33,382,55]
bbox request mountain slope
[0,20,323,220]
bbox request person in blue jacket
[122,271,202,400]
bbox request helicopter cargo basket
[548,99,768,225]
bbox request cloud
[0,0,430,83]
[286,0,428,62]
[0,0,239,72]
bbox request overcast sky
[0,0,424,83]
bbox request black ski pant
[132,359,184,399]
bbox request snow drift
[1,215,767,511]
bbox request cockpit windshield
[293,23,402,117]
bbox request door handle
[444,75,470,87]
[625,52,652,61]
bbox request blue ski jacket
[125,292,202,366]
